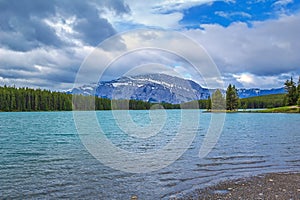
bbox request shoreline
[204,106,300,113]
[181,172,300,200]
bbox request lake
[0,111,299,199]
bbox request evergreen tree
[206,96,212,111]
[226,84,239,111]
[10,91,16,111]
[211,89,225,110]
[284,77,298,105]
[297,76,300,96]
[197,100,207,109]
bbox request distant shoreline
[1,106,299,113]
[248,106,300,113]
[203,106,300,113]
[182,172,300,200]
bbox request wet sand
[182,172,300,200]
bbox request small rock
[282,189,286,192]
[259,193,263,196]
[297,189,300,192]
[228,187,233,191]
[269,179,274,182]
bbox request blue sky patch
[180,0,300,28]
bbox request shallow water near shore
[0,111,299,199]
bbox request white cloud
[185,13,300,76]
[273,0,293,6]
[183,13,300,88]
[44,14,82,46]
[152,0,216,13]
[272,0,294,15]
[101,1,183,30]
[104,0,229,30]
[214,11,252,19]
[232,73,286,88]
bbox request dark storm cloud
[58,0,126,46]
[0,17,62,51]
[0,0,59,51]
[0,0,130,90]
[73,14,116,46]
[0,0,130,51]
[0,57,79,88]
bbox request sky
[0,0,300,90]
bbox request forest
[239,94,285,109]
[0,86,72,111]
[0,86,178,111]
[196,94,286,109]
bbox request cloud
[72,29,225,90]
[0,0,130,89]
[73,17,115,46]
[0,1,299,90]
[0,1,62,51]
[0,0,129,51]
[101,1,183,30]
[272,0,295,15]
[0,46,90,89]
[104,0,237,30]
[215,11,252,19]
[273,0,293,6]
[0,1,61,51]
[233,73,278,88]
[152,0,217,13]
[229,72,298,89]
[185,13,300,78]
[89,11,300,89]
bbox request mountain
[71,74,209,104]
[237,88,285,98]
[70,73,286,103]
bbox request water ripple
[0,111,299,199]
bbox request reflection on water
[0,111,299,199]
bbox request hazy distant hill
[237,88,285,98]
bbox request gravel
[181,172,300,200]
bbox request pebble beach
[182,172,300,200]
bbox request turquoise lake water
[0,111,299,199]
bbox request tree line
[0,86,72,111]
[0,86,179,111]
[203,76,300,111]
[239,94,285,109]
[197,94,286,110]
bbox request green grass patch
[253,106,300,113]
